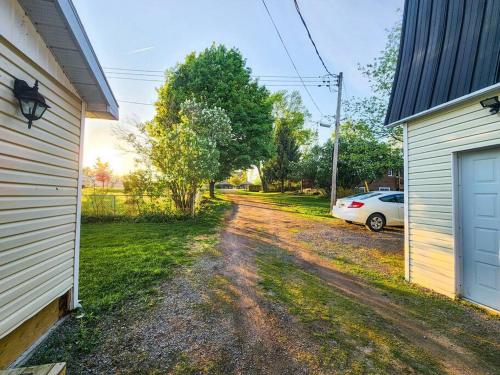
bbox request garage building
[385,0,500,311]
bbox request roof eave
[19,0,119,121]
[386,82,500,128]
[55,0,118,120]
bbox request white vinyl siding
[0,3,82,339]
[406,89,500,297]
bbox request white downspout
[72,101,86,309]
[403,123,410,281]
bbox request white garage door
[461,148,500,311]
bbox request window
[388,169,393,177]
[347,192,382,201]
[379,194,398,203]
[379,187,391,191]
[379,194,404,203]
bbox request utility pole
[330,72,343,212]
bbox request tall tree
[261,91,311,192]
[345,21,402,142]
[155,44,274,197]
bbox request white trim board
[71,100,85,310]
[403,123,410,281]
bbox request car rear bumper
[331,206,366,223]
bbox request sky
[75,0,403,175]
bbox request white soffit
[18,0,119,120]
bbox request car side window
[395,194,404,204]
[379,195,398,203]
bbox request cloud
[130,46,155,55]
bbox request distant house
[215,181,233,189]
[386,0,499,311]
[0,0,118,367]
[356,169,403,192]
[236,181,252,190]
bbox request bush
[248,184,261,192]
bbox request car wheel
[344,220,353,224]
[366,213,385,232]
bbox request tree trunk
[190,190,197,217]
[209,181,215,198]
[364,180,370,192]
[256,164,268,193]
[280,179,285,193]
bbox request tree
[126,99,231,215]
[345,21,402,142]
[228,170,247,187]
[270,124,300,193]
[297,122,402,193]
[93,158,112,188]
[261,91,312,192]
[155,44,274,197]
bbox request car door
[395,193,404,225]
[378,194,399,225]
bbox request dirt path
[81,193,499,374]
[216,193,497,375]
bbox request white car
[332,191,404,232]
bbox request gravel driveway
[76,193,500,374]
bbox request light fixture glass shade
[34,102,48,118]
[20,99,36,117]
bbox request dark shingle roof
[385,0,500,125]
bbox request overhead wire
[260,0,324,115]
[293,0,335,77]
[103,66,327,80]
[106,75,331,87]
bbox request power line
[118,100,155,106]
[293,0,335,77]
[261,0,325,114]
[103,67,328,80]
[106,75,331,87]
[106,72,330,83]
[104,66,164,73]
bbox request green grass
[308,240,500,371]
[236,191,332,218]
[257,248,443,374]
[28,198,231,370]
[241,192,500,372]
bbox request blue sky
[75,0,403,174]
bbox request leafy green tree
[261,91,312,192]
[269,124,300,193]
[297,122,402,192]
[228,170,247,187]
[345,21,402,142]
[155,44,274,197]
[126,99,231,215]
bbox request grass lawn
[257,248,442,374]
[245,193,500,373]
[28,198,230,371]
[235,190,332,218]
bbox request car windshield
[344,192,382,200]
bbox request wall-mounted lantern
[13,79,50,129]
[480,96,500,115]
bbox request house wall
[406,89,500,297]
[0,0,83,355]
